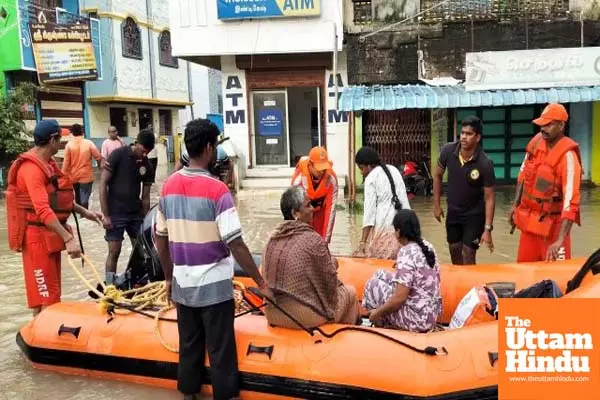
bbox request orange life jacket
[5,152,74,252]
[291,157,337,212]
[514,133,581,238]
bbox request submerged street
[1,166,600,399]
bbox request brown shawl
[263,220,339,320]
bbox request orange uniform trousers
[21,226,62,308]
[516,219,571,263]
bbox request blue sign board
[258,108,283,136]
[217,0,320,20]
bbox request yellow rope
[67,254,249,353]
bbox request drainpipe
[332,22,339,110]
[187,61,194,119]
[146,0,156,99]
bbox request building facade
[80,0,190,164]
[0,0,101,159]
[341,0,600,187]
[168,0,349,188]
[178,64,223,132]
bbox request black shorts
[104,215,142,242]
[446,213,485,250]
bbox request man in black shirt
[100,129,155,284]
[433,116,496,265]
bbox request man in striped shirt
[155,119,267,400]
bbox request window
[121,17,142,59]
[88,11,98,19]
[158,109,173,136]
[158,30,178,68]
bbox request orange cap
[533,103,569,126]
[60,128,71,136]
[308,146,332,171]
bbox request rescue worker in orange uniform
[5,120,104,316]
[510,103,582,263]
[291,147,338,243]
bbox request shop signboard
[466,47,600,91]
[29,22,98,84]
[217,0,320,20]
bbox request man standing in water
[511,103,582,262]
[433,116,496,265]
[155,118,268,400]
[291,146,338,243]
[101,126,125,166]
[5,119,103,316]
[100,129,155,285]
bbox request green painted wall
[0,0,23,95]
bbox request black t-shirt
[438,142,495,218]
[104,146,154,216]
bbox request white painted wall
[113,20,153,99]
[219,51,350,178]
[153,31,189,103]
[169,0,344,57]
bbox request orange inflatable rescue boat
[16,247,600,400]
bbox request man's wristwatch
[485,224,493,232]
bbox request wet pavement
[1,165,600,399]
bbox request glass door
[252,90,289,166]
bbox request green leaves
[0,82,37,168]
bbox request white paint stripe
[172,256,234,288]
[51,117,84,126]
[519,153,528,172]
[563,151,575,211]
[41,100,83,111]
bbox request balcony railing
[352,0,571,25]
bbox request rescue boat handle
[247,287,448,357]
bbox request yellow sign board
[29,22,98,85]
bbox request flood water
[1,165,599,399]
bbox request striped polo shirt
[155,167,242,307]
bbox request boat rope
[246,288,448,356]
[66,254,251,353]
[67,254,446,356]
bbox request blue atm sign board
[217,0,320,20]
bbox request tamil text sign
[217,0,320,20]
[465,47,600,91]
[29,22,98,85]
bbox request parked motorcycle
[400,153,433,200]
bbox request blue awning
[338,84,600,111]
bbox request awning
[338,84,600,111]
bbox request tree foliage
[0,82,37,168]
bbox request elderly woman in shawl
[262,186,360,329]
